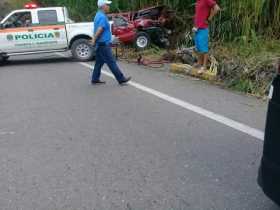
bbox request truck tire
[3,56,9,61]
[0,55,9,65]
[135,32,150,50]
[71,39,95,61]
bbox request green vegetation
[215,39,280,97]
[10,0,279,41]
[8,0,280,44]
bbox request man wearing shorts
[194,0,220,74]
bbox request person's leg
[194,31,202,67]
[194,30,205,68]
[203,53,209,68]
[197,53,203,66]
[197,29,209,74]
[102,45,127,83]
[197,54,207,74]
[91,47,105,82]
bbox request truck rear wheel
[71,39,95,61]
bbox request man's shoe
[119,77,131,85]
[91,80,106,85]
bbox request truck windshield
[3,11,32,28]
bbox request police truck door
[0,10,35,53]
[32,8,68,51]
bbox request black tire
[0,55,9,65]
[135,32,151,50]
[71,38,95,61]
[3,56,9,62]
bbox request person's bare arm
[91,27,104,45]
[208,4,220,21]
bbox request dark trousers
[91,45,125,83]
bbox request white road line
[79,62,264,141]
[0,131,15,136]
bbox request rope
[114,44,171,68]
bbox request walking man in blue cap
[91,0,131,85]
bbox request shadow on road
[0,55,85,68]
[270,204,280,210]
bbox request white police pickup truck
[0,5,102,62]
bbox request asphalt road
[0,53,278,210]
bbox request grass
[213,38,280,97]
[220,38,280,58]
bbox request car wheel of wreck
[135,32,150,50]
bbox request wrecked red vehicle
[110,5,174,49]
[109,15,136,45]
[113,5,172,29]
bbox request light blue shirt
[93,10,111,45]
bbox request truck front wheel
[71,39,95,61]
[0,55,9,65]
